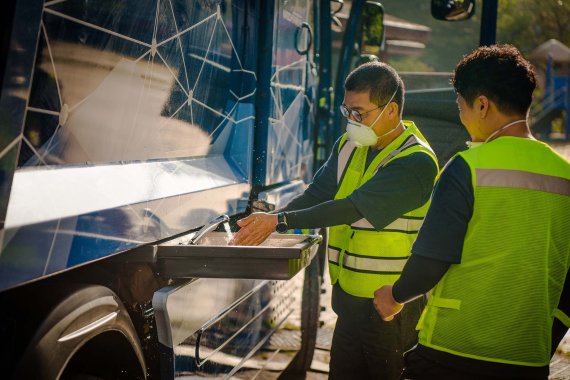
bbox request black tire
[13,285,146,380]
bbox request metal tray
[154,232,322,280]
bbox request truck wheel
[13,285,146,380]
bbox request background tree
[497,0,570,54]
[377,0,570,73]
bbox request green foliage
[361,3,385,55]
[377,0,570,73]
[497,0,570,54]
[379,0,482,73]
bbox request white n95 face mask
[346,84,399,147]
[346,121,379,147]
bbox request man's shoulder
[388,149,438,173]
[371,151,438,191]
[439,155,472,180]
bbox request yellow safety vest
[328,121,438,298]
[417,137,570,366]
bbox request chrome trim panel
[6,155,244,229]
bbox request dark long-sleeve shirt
[392,156,473,303]
[282,135,438,230]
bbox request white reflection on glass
[21,1,255,167]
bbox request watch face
[276,222,288,233]
[275,222,288,233]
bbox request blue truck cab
[0,1,324,378]
[0,0,502,378]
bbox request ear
[476,95,490,118]
[387,102,400,119]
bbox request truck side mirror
[359,1,385,58]
[431,0,475,21]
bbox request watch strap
[276,212,288,233]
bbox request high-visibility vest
[328,121,438,298]
[417,137,570,366]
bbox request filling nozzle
[189,214,230,245]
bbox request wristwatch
[276,212,288,233]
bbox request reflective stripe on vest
[476,168,570,196]
[351,216,424,233]
[337,140,357,184]
[342,251,408,273]
[328,246,341,265]
[418,137,570,367]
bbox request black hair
[452,44,536,115]
[344,61,404,113]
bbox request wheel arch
[13,284,147,379]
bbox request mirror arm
[331,0,344,16]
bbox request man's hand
[373,285,404,321]
[228,212,278,246]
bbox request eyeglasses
[340,102,386,122]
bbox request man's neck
[375,121,404,150]
[485,117,533,142]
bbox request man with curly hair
[374,44,570,379]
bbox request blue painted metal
[480,0,498,46]
[252,0,274,188]
[0,0,319,293]
[0,1,43,230]
[0,0,259,292]
[315,0,333,170]
[332,0,365,141]
[0,1,323,378]
[534,53,569,139]
[256,0,317,187]
[546,55,553,97]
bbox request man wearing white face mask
[374,45,570,380]
[230,62,439,379]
